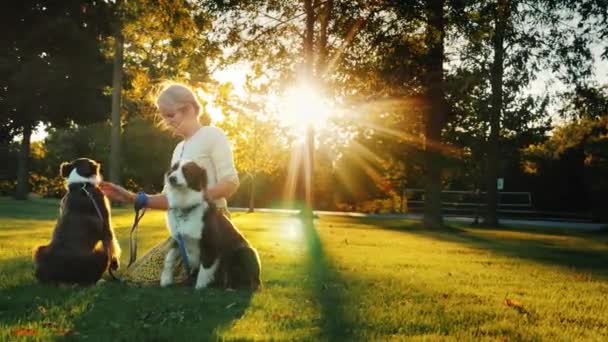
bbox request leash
[176,233,192,275]
[128,192,148,267]
[81,184,104,224]
[169,203,201,277]
[81,184,121,281]
[128,207,147,267]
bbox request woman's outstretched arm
[99,181,169,210]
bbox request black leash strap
[82,185,122,281]
[128,207,147,267]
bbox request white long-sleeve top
[164,125,239,208]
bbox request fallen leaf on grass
[504,297,529,315]
[573,273,592,281]
[38,305,47,315]
[225,302,237,309]
[12,328,38,336]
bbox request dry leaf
[504,297,529,315]
[573,273,592,281]
[38,306,47,315]
[12,328,38,336]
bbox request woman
[100,82,239,285]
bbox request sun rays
[211,65,463,207]
[278,93,463,206]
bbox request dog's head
[60,158,101,186]
[165,160,208,192]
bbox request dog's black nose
[168,176,177,185]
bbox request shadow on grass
[294,217,539,339]
[350,217,608,277]
[0,257,86,337]
[300,215,355,339]
[66,284,254,340]
[0,256,253,340]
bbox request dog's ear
[91,160,100,175]
[182,161,206,191]
[60,162,74,178]
[200,167,208,190]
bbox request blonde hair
[155,82,211,126]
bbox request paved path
[230,207,607,231]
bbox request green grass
[1,196,608,341]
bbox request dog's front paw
[110,257,119,271]
[194,269,213,290]
[160,270,173,287]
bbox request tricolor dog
[161,160,261,290]
[33,158,121,286]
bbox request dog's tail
[33,246,109,286]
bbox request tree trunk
[304,0,315,76]
[423,0,447,229]
[15,124,32,200]
[248,174,255,213]
[305,125,315,211]
[485,0,508,226]
[317,0,333,76]
[109,30,124,184]
[300,0,316,218]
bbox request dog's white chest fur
[165,189,207,240]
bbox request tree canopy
[1,0,607,222]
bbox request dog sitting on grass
[161,160,261,290]
[33,158,120,286]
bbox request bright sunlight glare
[196,88,224,123]
[281,220,303,242]
[278,83,333,136]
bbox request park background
[1,1,608,225]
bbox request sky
[528,44,608,96]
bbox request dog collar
[169,203,201,216]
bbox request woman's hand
[99,181,135,204]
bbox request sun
[211,65,334,139]
[277,83,333,137]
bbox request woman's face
[158,102,195,136]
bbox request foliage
[115,0,222,120]
[40,118,178,196]
[1,0,607,214]
[522,115,608,220]
[0,0,112,135]
[215,79,292,178]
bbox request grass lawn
[1,196,608,341]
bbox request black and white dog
[161,160,261,290]
[33,158,121,286]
